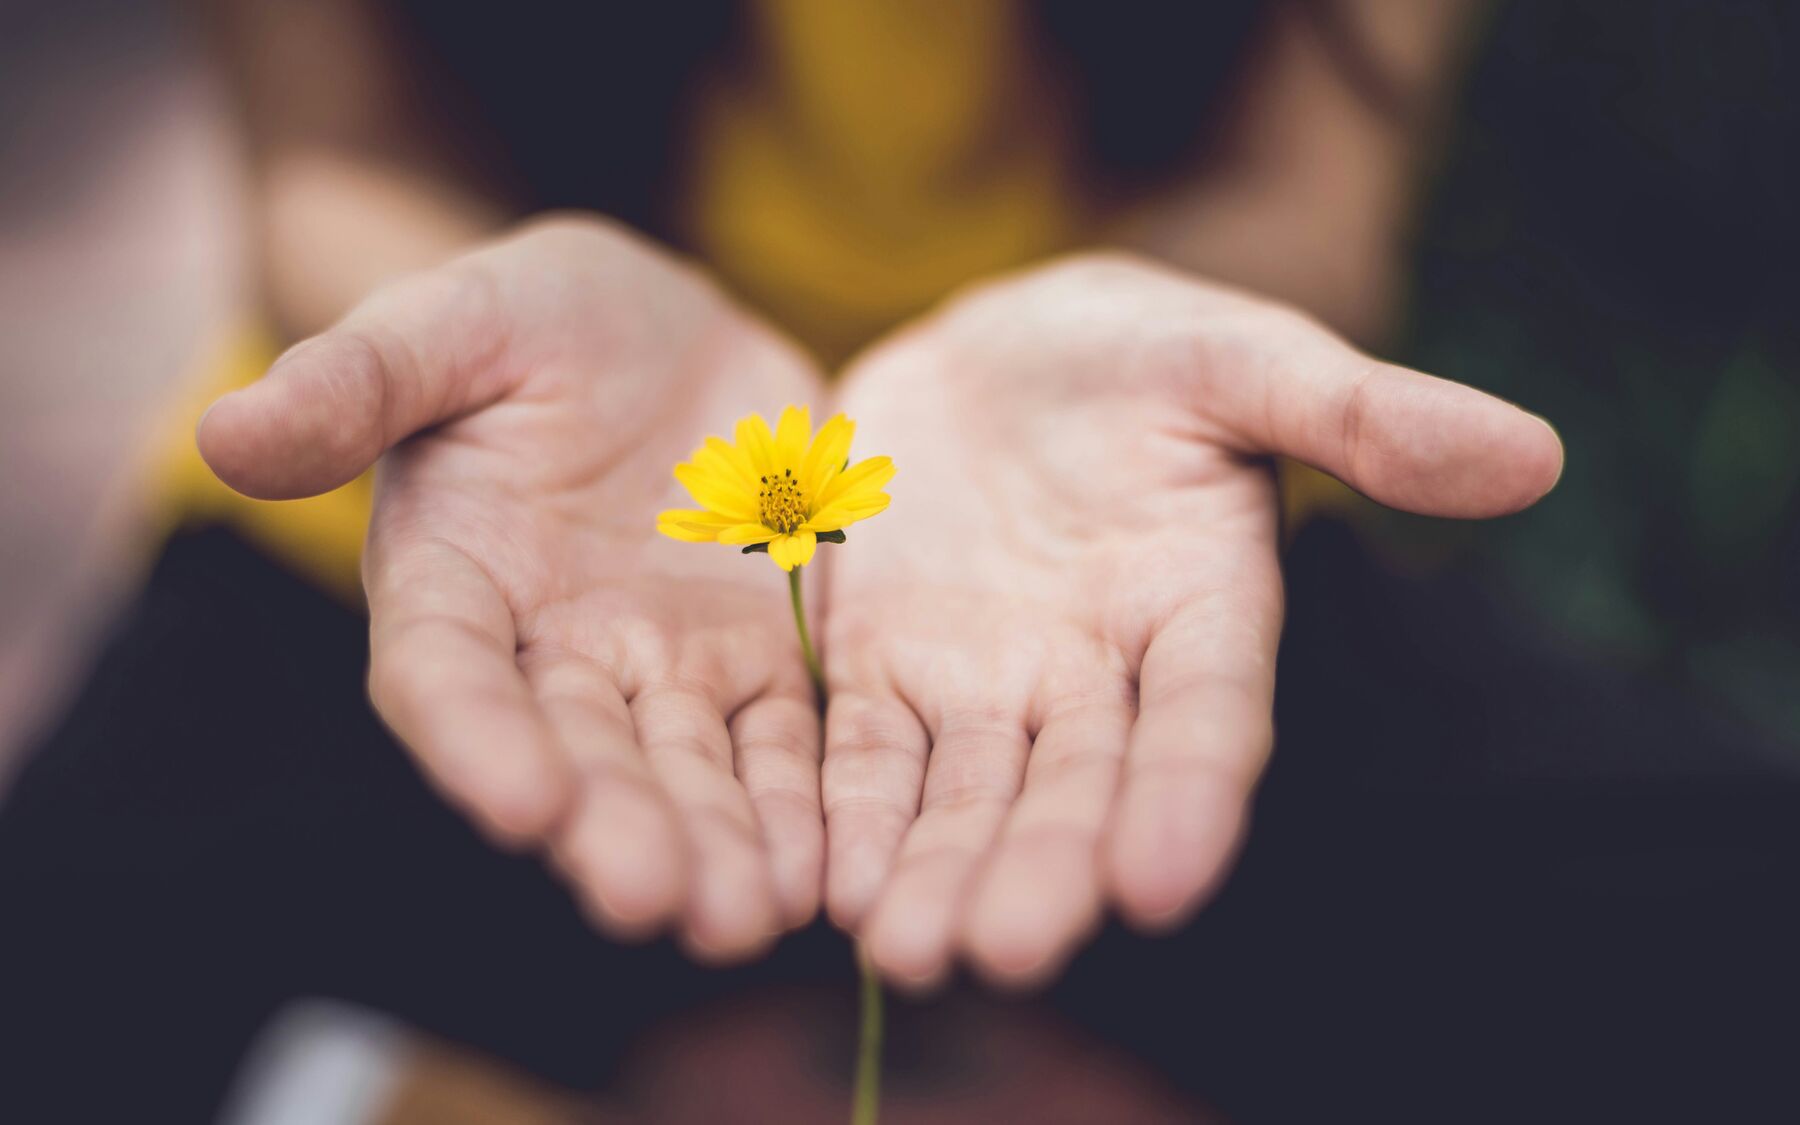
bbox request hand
[199,217,829,960]
[821,254,1563,988]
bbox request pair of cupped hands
[199,217,1562,989]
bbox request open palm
[821,255,1564,988]
[200,219,828,959]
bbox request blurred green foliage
[1388,0,1800,746]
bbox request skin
[822,254,1563,990]
[200,218,832,961]
[199,219,1563,984]
[189,0,1520,992]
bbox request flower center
[759,468,807,533]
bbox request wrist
[258,149,506,340]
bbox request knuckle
[749,783,820,827]
[689,801,764,848]
[893,838,981,876]
[1130,742,1259,794]
[822,792,911,827]
[1003,821,1104,857]
[1023,749,1120,792]
[512,211,644,266]
[430,258,506,327]
[1039,248,1152,289]
[924,783,1012,815]
[285,331,390,462]
[1338,361,1382,484]
[364,655,414,720]
[828,698,920,757]
[735,699,820,759]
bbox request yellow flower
[657,405,894,571]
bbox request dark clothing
[384,1,1265,237]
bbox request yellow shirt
[152,0,1343,601]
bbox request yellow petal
[802,492,889,532]
[786,528,817,567]
[735,413,778,477]
[774,404,811,470]
[656,506,737,528]
[768,529,817,571]
[718,522,778,545]
[657,508,735,542]
[800,413,854,495]
[695,437,757,490]
[674,463,758,520]
[817,455,895,508]
[766,533,795,571]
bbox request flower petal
[767,528,817,571]
[816,455,895,508]
[800,413,854,496]
[675,463,758,520]
[788,528,818,567]
[802,492,889,532]
[696,436,758,490]
[774,404,811,470]
[718,522,779,545]
[657,507,735,542]
[735,413,778,477]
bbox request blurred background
[0,0,242,771]
[3,1,1797,1121]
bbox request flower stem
[785,566,881,1124]
[789,566,824,699]
[852,944,884,1125]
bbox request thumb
[197,264,510,501]
[1201,311,1565,519]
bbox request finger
[1105,576,1282,930]
[198,258,513,500]
[962,694,1133,988]
[1195,308,1564,518]
[365,537,571,845]
[729,690,825,929]
[524,654,688,939]
[630,683,781,962]
[820,691,930,930]
[861,711,1031,989]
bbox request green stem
[789,566,825,699]
[852,945,884,1125]
[785,566,881,1124]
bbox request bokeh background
[1,0,242,769]
[3,1,1796,1122]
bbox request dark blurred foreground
[3,519,1794,1123]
